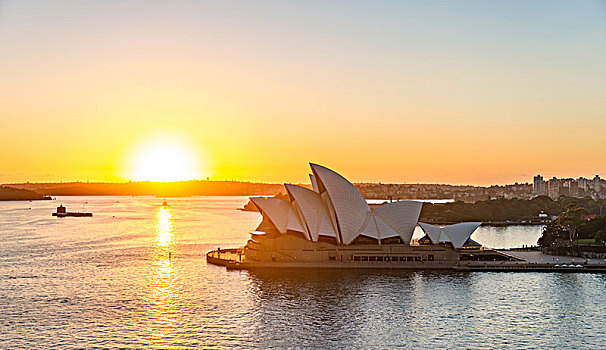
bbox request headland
[0,186,51,201]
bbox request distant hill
[5,181,289,197]
[4,179,534,202]
[0,186,52,201]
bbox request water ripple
[1,196,605,349]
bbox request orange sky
[1,1,605,185]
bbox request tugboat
[52,204,93,217]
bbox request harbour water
[2,196,606,349]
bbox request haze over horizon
[1,169,603,188]
[1,1,605,186]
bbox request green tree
[557,204,588,241]
[538,221,569,247]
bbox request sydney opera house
[208,163,515,269]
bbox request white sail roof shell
[310,163,370,245]
[373,200,423,243]
[418,222,443,244]
[358,214,380,240]
[285,184,337,241]
[287,205,305,234]
[358,212,407,241]
[444,222,482,248]
[320,192,340,240]
[309,174,319,192]
[250,197,304,235]
[419,222,482,248]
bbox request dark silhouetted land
[0,186,52,201]
[6,181,286,197]
[5,180,533,202]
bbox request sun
[129,140,201,182]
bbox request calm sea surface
[1,196,606,349]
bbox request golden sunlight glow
[130,139,202,182]
[147,251,178,343]
[156,207,174,247]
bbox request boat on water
[162,199,168,207]
[52,204,93,217]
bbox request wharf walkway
[457,250,606,272]
[206,248,243,266]
[206,249,606,272]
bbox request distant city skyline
[5,170,606,188]
[1,1,605,185]
[533,173,604,199]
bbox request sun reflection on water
[147,258,179,348]
[156,207,174,248]
[147,206,180,348]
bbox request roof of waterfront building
[250,163,480,247]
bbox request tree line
[419,195,606,223]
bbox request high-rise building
[533,175,547,196]
[569,180,579,197]
[561,179,577,197]
[548,177,560,199]
[532,174,602,199]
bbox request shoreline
[206,248,606,273]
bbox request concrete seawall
[206,248,606,273]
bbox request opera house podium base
[205,232,520,271]
[206,246,606,273]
